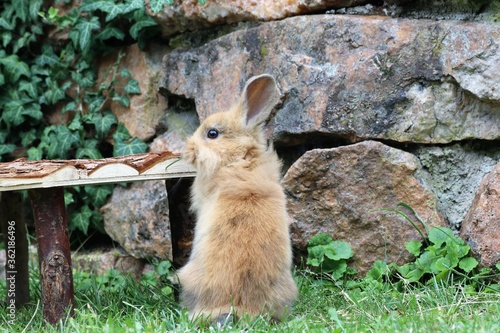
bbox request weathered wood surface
[0,152,196,191]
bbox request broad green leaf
[124,79,141,94]
[113,137,148,156]
[405,240,422,257]
[0,55,31,82]
[325,260,347,280]
[308,233,333,247]
[155,261,172,276]
[366,260,388,281]
[428,227,455,248]
[85,95,106,113]
[459,257,478,273]
[496,262,500,271]
[435,257,451,272]
[325,241,353,260]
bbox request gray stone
[414,143,500,231]
[161,15,500,145]
[101,180,172,260]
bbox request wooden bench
[0,152,196,325]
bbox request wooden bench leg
[165,178,195,269]
[29,188,75,325]
[0,192,30,306]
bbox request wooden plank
[0,152,196,191]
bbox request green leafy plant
[0,0,169,239]
[307,233,355,280]
[369,202,500,292]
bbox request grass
[1,265,499,333]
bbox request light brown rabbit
[179,74,298,323]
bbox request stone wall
[103,0,500,274]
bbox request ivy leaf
[122,0,145,14]
[27,146,43,160]
[44,125,80,159]
[149,0,169,13]
[120,68,132,78]
[35,45,59,67]
[81,1,127,22]
[130,15,158,39]
[43,77,66,105]
[14,0,29,22]
[84,185,114,207]
[3,100,42,126]
[0,17,14,30]
[2,31,12,47]
[76,139,103,159]
[73,16,101,51]
[0,54,31,82]
[459,257,478,273]
[19,79,41,99]
[113,95,130,107]
[20,129,37,147]
[29,0,44,20]
[96,27,125,41]
[124,79,141,94]
[112,123,131,142]
[70,205,93,234]
[113,137,148,156]
[89,112,117,139]
[0,144,15,159]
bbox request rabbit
[178,74,298,323]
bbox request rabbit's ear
[240,74,278,127]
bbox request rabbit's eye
[206,128,219,139]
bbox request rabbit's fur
[179,74,298,322]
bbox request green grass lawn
[1,266,499,333]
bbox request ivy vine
[0,0,177,240]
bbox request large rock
[162,14,500,144]
[414,143,500,230]
[282,141,446,275]
[101,180,172,260]
[147,0,369,37]
[460,162,500,268]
